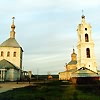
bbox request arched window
[86,48,90,58]
[7,51,10,57]
[1,51,4,57]
[13,52,16,57]
[85,34,89,42]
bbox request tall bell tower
[77,14,97,72]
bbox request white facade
[77,15,97,72]
[0,18,23,81]
[0,47,22,69]
[59,15,98,81]
[6,69,21,81]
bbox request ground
[0,82,32,93]
[0,80,100,100]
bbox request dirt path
[0,82,32,93]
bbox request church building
[0,17,23,81]
[59,15,100,83]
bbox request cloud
[0,0,100,74]
[23,53,67,74]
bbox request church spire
[71,48,77,61]
[81,10,85,23]
[10,17,15,38]
[73,48,75,53]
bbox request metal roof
[0,38,21,48]
[67,60,77,65]
[0,59,20,70]
[72,67,98,77]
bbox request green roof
[0,38,21,48]
[68,60,77,65]
[0,59,20,70]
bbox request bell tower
[77,14,97,72]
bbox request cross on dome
[10,17,15,38]
[81,10,85,19]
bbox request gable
[0,59,20,70]
[72,67,98,77]
[75,68,96,74]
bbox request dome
[11,24,15,29]
[71,49,77,61]
[81,15,85,19]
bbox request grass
[0,80,100,100]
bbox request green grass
[0,81,100,100]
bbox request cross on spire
[81,10,85,19]
[10,17,15,38]
[82,10,84,15]
[12,17,15,24]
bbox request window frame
[85,33,89,42]
[13,52,16,57]
[86,48,90,58]
[7,51,10,57]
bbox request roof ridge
[73,67,98,74]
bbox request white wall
[0,47,23,69]
[5,69,21,81]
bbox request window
[85,28,87,31]
[86,48,90,58]
[13,52,16,57]
[7,51,10,57]
[1,51,4,57]
[85,34,89,42]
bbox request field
[0,80,100,100]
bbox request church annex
[0,17,23,81]
[59,15,100,83]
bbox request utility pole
[37,68,38,81]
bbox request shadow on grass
[0,80,69,100]
[0,80,100,100]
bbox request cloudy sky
[0,0,100,75]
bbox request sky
[0,0,100,75]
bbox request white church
[0,17,23,81]
[59,15,100,83]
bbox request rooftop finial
[72,46,75,53]
[71,47,77,61]
[73,49,75,53]
[82,10,84,15]
[10,17,15,38]
[12,17,15,24]
[81,10,85,19]
[11,17,15,29]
